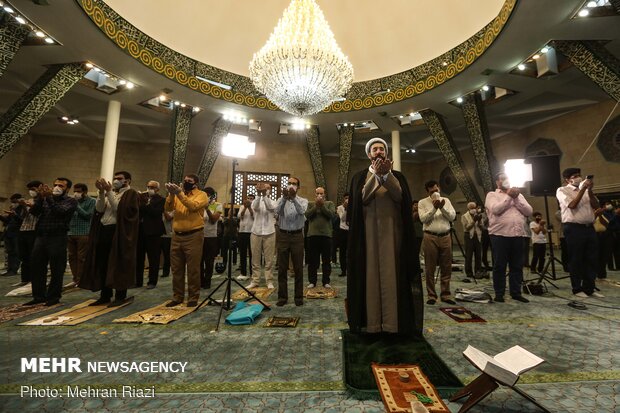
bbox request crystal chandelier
[249,0,354,117]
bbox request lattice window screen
[233,172,290,204]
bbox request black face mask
[183,182,195,192]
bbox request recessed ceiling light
[533,54,540,59]
[399,115,403,119]
[578,9,589,17]
[85,63,93,68]
[35,31,45,38]
[411,149,416,153]
[343,123,348,127]
[586,1,597,7]
[61,116,69,121]
[174,101,180,106]
[159,94,166,101]
[518,64,526,70]
[73,119,79,124]
[125,82,134,89]
[456,97,464,103]
[482,85,490,91]
[193,107,200,112]
[118,79,126,85]
[409,112,415,117]
[15,16,26,24]
[3,6,14,13]
[44,37,54,44]
[180,103,186,108]
[541,46,549,53]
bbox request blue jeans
[489,235,524,298]
[563,223,598,295]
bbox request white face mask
[113,179,124,189]
[570,177,582,187]
[11,202,18,208]
[469,209,476,215]
[501,180,511,190]
[430,191,441,200]
[29,190,37,198]
[606,205,613,211]
[73,193,83,200]
[147,189,155,196]
[52,186,63,196]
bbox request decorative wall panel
[0,13,30,78]
[554,40,620,101]
[461,92,496,194]
[168,106,192,183]
[305,126,326,191]
[420,109,483,205]
[336,126,354,204]
[0,63,87,159]
[197,118,231,186]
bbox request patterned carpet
[0,258,618,412]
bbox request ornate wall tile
[554,40,620,101]
[0,13,30,78]
[596,114,620,163]
[75,0,515,113]
[461,92,496,194]
[336,126,354,204]
[420,109,483,205]
[168,106,193,183]
[0,63,87,159]
[197,118,231,186]
[305,126,326,191]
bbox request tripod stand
[529,193,569,289]
[200,159,270,331]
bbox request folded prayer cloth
[225,302,264,325]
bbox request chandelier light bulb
[249,0,354,117]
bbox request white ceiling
[105,0,505,81]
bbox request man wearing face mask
[0,194,25,277]
[557,168,603,298]
[23,178,77,306]
[529,212,547,275]
[79,171,139,307]
[347,137,422,335]
[275,177,308,306]
[418,180,457,305]
[305,187,335,289]
[485,172,533,303]
[136,181,165,289]
[66,183,95,287]
[461,202,484,280]
[248,183,277,290]
[163,174,208,307]
[15,181,43,287]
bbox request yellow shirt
[164,189,209,233]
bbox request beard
[371,154,386,161]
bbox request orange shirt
[164,189,208,232]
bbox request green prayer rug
[341,330,462,400]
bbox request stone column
[100,100,121,180]
[391,130,401,171]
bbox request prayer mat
[18,298,133,326]
[342,330,462,400]
[0,302,62,324]
[264,316,300,328]
[231,287,275,301]
[5,283,32,297]
[439,306,486,323]
[114,301,201,324]
[372,363,450,413]
[304,285,338,299]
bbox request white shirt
[530,221,547,244]
[251,195,277,236]
[96,186,130,226]
[461,211,483,240]
[203,202,223,238]
[556,185,595,224]
[337,205,349,230]
[238,205,254,233]
[418,196,456,233]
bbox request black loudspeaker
[528,155,561,196]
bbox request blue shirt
[276,196,308,231]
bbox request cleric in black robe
[346,137,423,336]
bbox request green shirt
[305,200,335,238]
[69,196,96,236]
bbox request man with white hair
[461,201,484,280]
[346,137,422,335]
